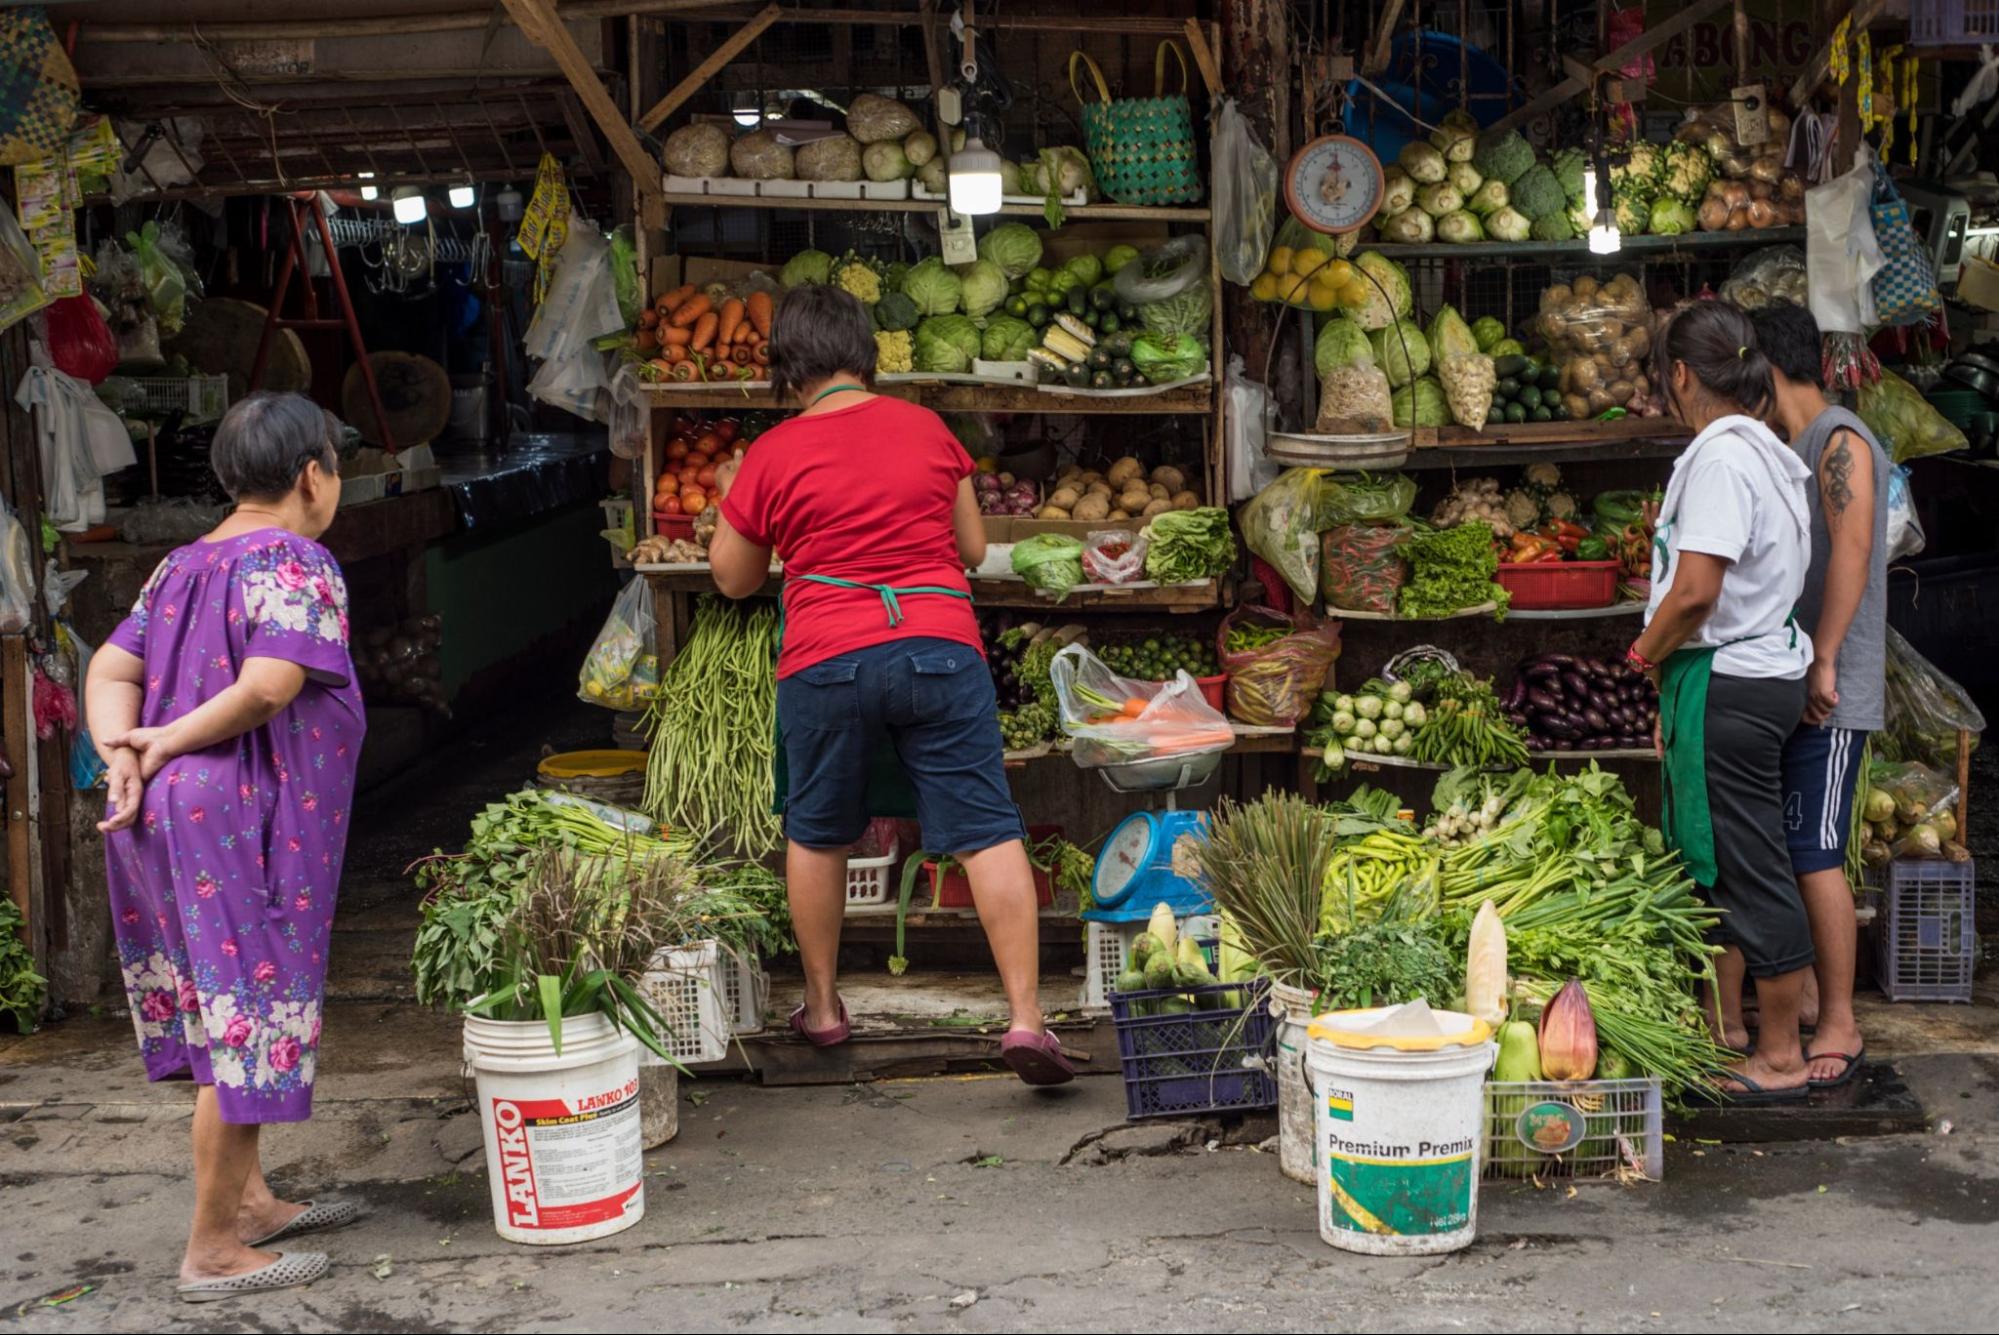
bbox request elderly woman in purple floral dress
[85,393,366,1302]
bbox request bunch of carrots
[636,284,773,384]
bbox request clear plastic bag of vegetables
[1112,235,1212,337]
[1880,624,1986,769]
[1215,604,1342,727]
[1213,99,1279,284]
[1047,642,1234,768]
[1320,521,1411,614]
[1535,272,1657,420]
[577,577,659,710]
[1719,245,1808,311]
[1861,758,1964,860]
[1238,466,1338,603]
[1320,471,1417,525]
[1857,369,1969,463]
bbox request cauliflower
[1659,141,1713,205]
[874,329,913,373]
[1611,143,1664,203]
[835,259,881,303]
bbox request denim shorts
[776,636,1026,855]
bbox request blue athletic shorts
[776,636,1026,855]
[1780,723,1868,875]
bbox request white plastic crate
[1878,857,1977,1002]
[129,373,230,423]
[1081,913,1219,1010]
[845,841,899,906]
[716,943,769,1035]
[1483,1078,1664,1181]
[637,940,730,1065]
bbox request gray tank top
[1792,405,1890,731]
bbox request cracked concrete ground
[5,692,1998,1332]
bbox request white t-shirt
[1645,415,1814,680]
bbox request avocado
[1530,404,1553,422]
[1518,385,1542,410]
[1492,353,1531,380]
[1496,376,1521,399]
[1504,401,1528,423]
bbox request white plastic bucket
[1306,1006,1496,1256]
[464,1014,646,1245]
[1269,981,1319,1185]
[639,1065,680,1149]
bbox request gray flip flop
[246,1198,360,1248]
[176,1250,329,1303]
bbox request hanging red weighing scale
[1282,132,1388,235]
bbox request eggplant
[1619,733,1647,749]
[1526,735,1548,752]
[1523,661,1560,683]
[1561,671,1590,700]
[1583,708,1610,734]
[1541,653,1578,669]
[1503,677,1526,710]
[1526,687,1563,714]
[1538,714,1584,740]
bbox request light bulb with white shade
[947,136,1004,215]
[358,170,377,202]
[391,186,427,225]
[448,183,475,209]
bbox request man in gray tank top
[1752,304,1889,1093]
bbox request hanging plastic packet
[1212,100,1279,285]
[1885,464,1924,559]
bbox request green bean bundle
[643,597,782,859]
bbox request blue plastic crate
[1108,979,1276,1121]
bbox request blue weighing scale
[1083,807,1212,923]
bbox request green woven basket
[1070,43,1204,207]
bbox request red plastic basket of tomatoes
[651,414,743,523]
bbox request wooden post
[637,4,782,133]
[2,636,29,936]
[500,0,664,211]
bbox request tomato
[673,414,699,436]
[681,488,708,515]
[687,450,711,469]
[713,418,740,444]
[665,439,689,462]
[657,494,682,515]
[696,465,717,488]
[694,432,721,455]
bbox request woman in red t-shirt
[710,285,1071,1085]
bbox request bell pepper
[1576,536,1611,561]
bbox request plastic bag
[1880,624,1986,770]
[1254,214,1360,309]
[1806,156,1883,334]
[1111,236,1212,338]
[0,199,49,337]
[609,225,642,329]
[0,500,33,632]
[1314,363,1395,433]
[1011,533,1084,599]
[1320,472,1418,525]
[1856,369,1967,463]
[1886,464,1924,560]
[1719,245,1808,310]
[46,295,116,383]
[1224,355,1280,501]
[1213,99,1279,284]
[606,362,647,461]
[524,223,620,363]
[1860,758,1964,860]
[1239,467,1336,603]
[126,221,199,337]
[1080,529,1145,585]
[1047,642,1233,768]
[1673,100,1792,180]
[1216,605,1342,727]
[1535,272,1657,419]
[61,626,105,789]
[1320,522,1411,613]
[577,578,658,710]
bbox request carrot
[657,325,692,348]
[716,297,745,348]
[638,308,659,329]
[635,327,659,354]
[1120,698,1150,718]
[731,343,753,366]
[668,360,698,383]
[661,343,690,363]
[658,283,696,313]
[645,356,674,378]
[690,311,719,352]
[746,289,773,338]
[706,358,734,381]
[669,293,712,329]
[752,339,771,366]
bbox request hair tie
[1738,345,1748,360]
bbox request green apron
[770,572,974,819]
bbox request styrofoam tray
[1036,373,1212,397]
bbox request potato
[1543,284,1573,308]
[1147,482,1169,500]
[1586,388,1616,413]
[1049,486,1081,509]
[1572,274,1599,301]
[1562,392,1590,419]
[1626,325,1651,359]
[1108,508,1131,522]
[1606,337,1634,368]
[1071,493,1111,521]
[1140,498,1173,519]
[1079,470,1105,485]
[1037,504,1072,520]
[1086,480,1114,497]
[1118,488,1152,514]
[1150,465,1186,494]
[1606,379,1634,403]
[1171,490,1201,509]
[1106,456,1144,487]
[1568,357,1600,390]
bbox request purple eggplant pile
[1504,653,1659,752]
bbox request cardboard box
[1037,220,1172,266]
[1957,255,1999,313]
[650,254,771,297]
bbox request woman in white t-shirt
[1627,300,1815,1104]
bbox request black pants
[1703,672,1812,978]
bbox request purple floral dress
[104,529,364,1124]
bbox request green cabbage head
[1369,318,1431,387]
[901,258,962,315]
[1314,316,1375,378]
[913,314,982,372]
[1392,375,1450,428]
[981,315,1036,362]
[955,258,1008,319]
[976,223,1043,279]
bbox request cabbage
[1648,196,1696,236]
[1489,337,1526,358]
[902,257,962,315]
[1470,315,1507,352]
[1381,166,1416,216]
[1130,333,1209,384]
[1465,178,1509,218]
[955,258,1008,318]
[1392,375,1450,428]
[1398,140,1448,184]
[1368,318,1430,387]
[903,130,937,167]
[1429,109,1479,164]
[1435,209,1484,243]
[863,140,913,181]
[1415,181,1464,216]
[794,135,863,181]
[780,249,833,288]
[1381,209,1434,243]
[914,314,981,372]
[1314,316,1375,378]
[981,315,1036,361]
[1061,254,1103,287]
[1485,206,1532,242]
[1426,305,1478,365]
[1446,160,1483,198]
[976,222,1043,279]
[1347,253,1413,331]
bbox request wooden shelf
[1327,600,1646,623]
[1301,746,1657,768]
[659,187,1211,223]
[1366,226,1806,262]
[1410,417,1688,450]
[640,379,1213,415]
[1402,433,1687,471]
[639,568,1223,612]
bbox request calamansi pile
[1249,246,1372,312]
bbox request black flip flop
[1806,1048,1865,1091]
[1702,1071,1811,1106]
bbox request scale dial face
[1096,814,1158,903]
[1284,134,1386,235]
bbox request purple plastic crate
[1910,0,1999,43]
[1108,978,1276,1121]
[1878,858,1977,1003]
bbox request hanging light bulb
[448,181,476,209]
[358,170,378,202]
[733,107,761,128]
[947,135,1003,215]
[495,185,525,223]
[391,185,427,225]
[1582,158,1620,253]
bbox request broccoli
[1471,129,1536,187]
[1509,164,1568,221]
[1530,211,1575,242]
[1550,147,1589,207]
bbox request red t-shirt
[720,395,982,678]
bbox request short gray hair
[209,392,342,501]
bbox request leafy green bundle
[1396,521,1510,620]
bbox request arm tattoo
[1822,433,1855,525]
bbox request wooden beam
[1363,0,1407,76]
[81,0,730,42]
[1488,0,1733,134]
[1183,18,1223,99]
[500,0,662,206]
[636,3,781,134]
[1790,0,1889,107]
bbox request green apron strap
[1658,646,1720,889]
[792,572,971,627]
